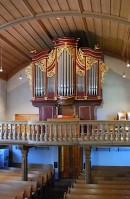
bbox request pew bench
[67,187,130,196]
[72,183,130,190]
[64,192,130,199]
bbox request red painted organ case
[26,37,108,120]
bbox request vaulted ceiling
[0,0,130,80]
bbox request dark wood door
[59,146,82,178]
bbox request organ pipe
[29,37,108,103]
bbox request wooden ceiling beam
[1,11,130,31]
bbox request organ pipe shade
[57,49,74,96]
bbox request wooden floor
[42,179,73,199]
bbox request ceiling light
[19,74,22,80]
[123,72,126,78]
[56,17,60,20]
[126,60,130,67]
[126,41,130,68]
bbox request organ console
[26,37,108,121]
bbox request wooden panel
[79,106,91,120]
[15,114,39,121]
[41,106,53,120]
[58,106,75,116]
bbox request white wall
[97,68,130,120]
[0,79,7,120]
[7,68,38,120]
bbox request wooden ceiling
[0,0,130,80]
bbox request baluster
[127,124,130,141]
[13,124,17,140]
[86,125,90,140]
[23,124,26,140]
[40,125,43,141]
[97,124,100,141]
[110,125,114,141]
[64,125,67,141]
[36,125,39,141]
[81,124,84,141]
[106,124,110,141]
[122,124,126,141]
[74,125,78,141]
[54,125,58,141]
[8,124,11,140]
[91,124,95,140]
[10,124,13,139]
[32,125,35,141]
[116,124,120,141]
[44,125,48,141]
[4,124,8,140]
[1,124,4,139]
[101,124,105,141]
[59,125,62,141]
[28,125,31,140]
[49,125,53,141]
[69,125,72,141]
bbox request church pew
[64,192,130,199]
[0,197,16,199]
[72,183,130,190]
[0,188,24,199]
[67,187,130,196]
[0,184,31,199]
[75,179,86,184]
[0,179,38,195]
[95,180,130,184]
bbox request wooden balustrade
[0,120,130,146]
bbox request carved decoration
[86,56,97,70]
[57,46,75,59]
[77,48,85,65]
[35,59,46,72]
[76,65,85,76]
[47,68,55,77]
[100,61,109,87]
[25,64,32,89]
[47,49,56,67]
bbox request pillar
[84,146,91,183]
[19,145,29,181]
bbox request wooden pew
[72,183,130,190]
[95,180,130,185]
[67,187,130,196]
[0,184,31,199]
[0,197,17,199]
[0,179,38,195]
[64,192,130,199]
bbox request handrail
[0,120,130,146]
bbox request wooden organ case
[26,37,108,121]
[26,37,108,178]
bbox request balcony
[0,120,130,147]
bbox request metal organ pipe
[57,50,74,97]
[35,65,38,96]
[64,50,67,96]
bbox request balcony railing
[0,120,130,146]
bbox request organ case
[26,37,108,120]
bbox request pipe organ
[26,37,108,120]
